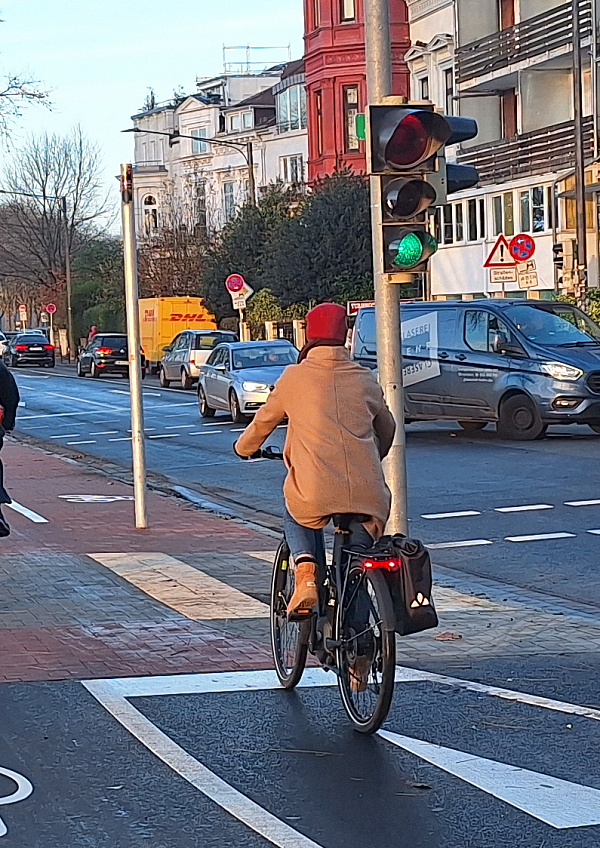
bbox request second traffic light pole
[364,0,409,536]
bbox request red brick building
[303,0,411,181]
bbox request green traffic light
[390,232,437,269]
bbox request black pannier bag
[351,534,438,636]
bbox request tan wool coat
[235,346,396,537]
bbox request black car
[76,333,146,379]
[5,333,55,367]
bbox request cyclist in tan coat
[235,302,396,615]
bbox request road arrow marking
[379,730,600,830]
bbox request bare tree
[0,73,49,138]
[0,127,114,299]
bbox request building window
[191,128,208,154]
[479,198,486,238]
[420,77,429,100]
[229,114,241,132]
[280,155,304,184]
[143,195,158,234]
[343,85,360,152]
[312,0,320,28]
[444,68,454,115]
[443,205,454,244]
[340,0,355,22]
[243,112,253,129]
[277,85,307,132]
[493,193,515,236]
[531,186,544,232]
[455,202,464,241]
[316,90,323,156]
[493,195,503,236]
[194,182,207,235]
[468,199,477,241]
[520,190,530,232]
[501,89,517,139]
[223,182,235,222]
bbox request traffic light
[368,100,479,275]
[553,243,564,269]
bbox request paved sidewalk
[0,441,274,682]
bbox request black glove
[233,442,261,460]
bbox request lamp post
[123,127,257,206]
[0,189,75,360]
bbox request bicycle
[258,445,397,734]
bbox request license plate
[30,346,43,351]
[115,360,128,366]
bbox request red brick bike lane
[0,440,275,683]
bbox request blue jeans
[283,508,373,563]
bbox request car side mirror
[492,333,523,357]
[162,346,172,352]
[215,363,227,372]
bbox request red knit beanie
[305,303,347,343]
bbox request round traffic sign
[225,273,245,293]
[509,234,535,262]
[18,305,26,312]
[45,303,57,315]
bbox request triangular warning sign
[484,235,517,268]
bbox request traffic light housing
[553,243,564,269]
[368,100,479,276]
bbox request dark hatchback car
[77,333,146,379]
[5,333,55,367]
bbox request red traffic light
[370,107,452,173]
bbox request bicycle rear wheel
[270,540,309,689]
[336,564,396,734]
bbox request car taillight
[44,345,54,351]
[14,345,28,351]
[363,558,401,570]
[97,347,113,355]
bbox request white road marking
[587,529,600,535]
[427,539,493,549]
[108,437,131,442]
[18,411,93,420]
[110,390,130,395]
[505,532,576,542]
[66,440,97,445]
[89,430,119,435]
[5,501,48,523]
[230,428,246,432]
[49,433,79,439]
[566,499,600,507]
[422,510,481,519]
[495,504,554,513]
[189,431,222,435]
[148,434,179,439]
[143,392,162,397]
[165,423,194,429]
[380,730,600,830]
[83,681,324,848]
[202,422,227,427]
[0,765,34,838]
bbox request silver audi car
[197,340,298,423]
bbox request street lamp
[0,189,75,361]
[122,127,257,206]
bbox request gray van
[351,299,600,440]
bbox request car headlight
[242,381,269,392]
[540,361,583,381]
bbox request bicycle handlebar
[260,445,284,461]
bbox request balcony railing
[456,0,592,86]
[456,117,594,185]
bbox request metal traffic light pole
[364,0,409,536]
[120,164,148,530]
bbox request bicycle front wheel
[336,564,396,734]
[270,540,309,689]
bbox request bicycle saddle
[332,513,371,531]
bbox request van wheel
[457,421,487,432]
[159,367,170,388]
[589,424,600,435]
[497,394,546,441]
[181,369,194,390]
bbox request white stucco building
[130,60,308,239]
[406,0,599,301]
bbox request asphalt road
[11,364,600,608]
[6,656,600,847]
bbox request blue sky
[0,0,304,215]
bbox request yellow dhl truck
[139,297,217,374]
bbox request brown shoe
[287,559,318,616]
[348,655,370,693]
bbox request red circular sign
[45,303,57,315]
[18,304,26,312]
[225,273,245,293]
[509,234,535,262]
